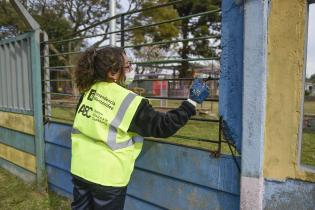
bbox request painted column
[263,0,315,209]
[241,0,268,209]
[219,0,244,152]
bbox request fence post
[31,30,46,190]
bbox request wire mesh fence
[40,0,238,156]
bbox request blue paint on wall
[219,0,244,152]
[125,195,167,210]
[0,126,35,155]
[128,168,239,210]
[136,141,240,195]
[44,122,240,209]
[264,179,315,210]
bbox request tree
[309,73,315,83]
[129,0,221,78]
[129,0,180,76]
[173,0,220,77]
[0,1,27,38]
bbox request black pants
[71,176,127,210]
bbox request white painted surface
[240,176,264,210]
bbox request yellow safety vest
[71,82,144,187]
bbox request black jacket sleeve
[128,99,196,138]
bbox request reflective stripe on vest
[72,92,143,150]
[71,128,143,150]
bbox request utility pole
[110,0,116,46]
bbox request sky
[306,4,315,78]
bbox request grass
[304,100,315,115]
[301,100,315,167]
[0,168,70,210]
[301,131,315,167]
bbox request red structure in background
[152,81,168,96]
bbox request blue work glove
[189,78,210,104]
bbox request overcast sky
[306,4,315,78]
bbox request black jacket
[128,99,196,138]
[76,96,196,138]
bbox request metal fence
[40,0,237,157]
[0,33,33,114]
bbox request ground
[0,168,70,210]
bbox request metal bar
[110,0,116,46]
[132,57,220,65]
[42,31,51,121]
[44,115,74,123]
[43,9,220,45]
[41,35,221,57]
[144,137,218,153]
[123,35,221,49]
[227,140,241,172]
[40,50,82,58]
[45,57,219,69]
[43,92,79,97]
[146,96,219,102]
[121,9,221,34]
[43,79,72,82]
[30,30,46,189]
[44,103,77,106]
[120,14,125,47]
[190,118,219,122]
[133,77,219,82]
[44,65,75,69]
[47,69,70,72]
[9,0,40,30]
[218,116,222,154]
[58,0,184,39]
[172,135,219,144]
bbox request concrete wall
[219,0,244,152]
[263,179,315,210]
[264,0,315,182]
[0,32,44,185]
[45,122,241,210]
[262,0,315,209]
[240,0,268,209]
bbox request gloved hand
[189,78,210,104]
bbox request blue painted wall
[219,0,244,152]
[0,127,36,182]
[45,122,240,209]
[264,179,315,210]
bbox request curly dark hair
[74,46,125,92]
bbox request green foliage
[308,73,315,83]
[131,0,180,47]
[305,90,310,96]
[130,0,221,77]
[0,1,28,37]
[33,12,72,41]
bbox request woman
[71,46,209,210]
